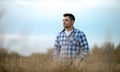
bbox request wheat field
[0,42,120,72]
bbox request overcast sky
[0,0,120,56]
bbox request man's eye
[63,19,69,21]
[66,20,69,21]
[65,20,69,21]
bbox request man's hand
[72,59,80,66]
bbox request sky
[0,0,120,56]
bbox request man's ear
[72,20,75,25]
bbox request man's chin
[64,26,68,28]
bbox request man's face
[63,16,74,28]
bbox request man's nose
[63,21,65,24]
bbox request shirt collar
[61,27,76,33]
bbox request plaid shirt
[53,28,89,62]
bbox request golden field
[0,42,120,72]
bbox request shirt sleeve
[78,31,89,61]
[53,35,61,61]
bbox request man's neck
[65,26,74,31]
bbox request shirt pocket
[69,37,79,46]
[59,37,67,46]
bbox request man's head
[63,13,75,29]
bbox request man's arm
[53,36,61,61]
[78,31,89,61]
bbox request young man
[53,13,89,65]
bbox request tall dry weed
[0,42,120,72]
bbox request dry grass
[0,42,120,72]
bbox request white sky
[0,0,120,56]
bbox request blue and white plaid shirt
[53,28,89,62]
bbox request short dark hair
[63,13,75,21]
